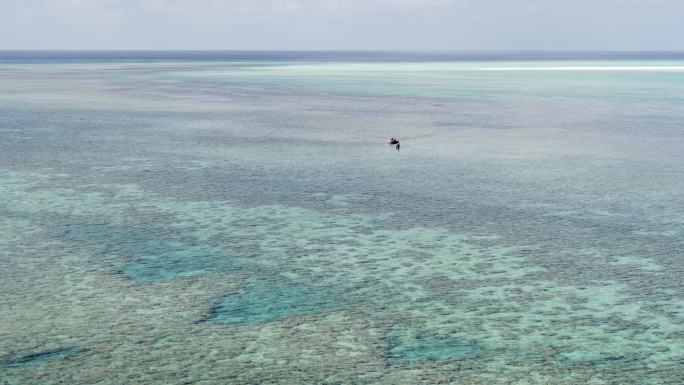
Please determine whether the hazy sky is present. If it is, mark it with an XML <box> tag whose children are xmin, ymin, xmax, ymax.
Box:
<box><xmin>2</xmin><ymin>0</ymin><xmax>684</xmax><ymax>50</ymax></box>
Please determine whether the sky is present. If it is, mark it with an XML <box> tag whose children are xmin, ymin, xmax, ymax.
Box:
<box><xmin>1</xmin><ymin>0</ymin><xmax>684</xmax><ymax>50</ymax></box>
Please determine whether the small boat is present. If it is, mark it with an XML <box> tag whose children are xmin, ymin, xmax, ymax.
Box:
<box><xmin>388</xmin><ymin>137</ymin><xmax>400</xmax><ymax>145</ymax></box>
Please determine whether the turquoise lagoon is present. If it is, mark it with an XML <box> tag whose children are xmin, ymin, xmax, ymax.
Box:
<box><xmin>1</xmin><ymin>52</ymin><xmax>684</xmax><ymax>384</ymax></box>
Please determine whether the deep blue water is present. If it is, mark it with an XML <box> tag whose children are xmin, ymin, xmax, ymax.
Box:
<box><xmin>3</xmin><ymin>50</ymin><xmax>684</xmax><ymax>63</ymax></box>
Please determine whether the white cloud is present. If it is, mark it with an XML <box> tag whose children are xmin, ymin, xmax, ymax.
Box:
<box><xmin>1</xmin><ymin>0</ymin><xmax>683</xmax><ymax>50</ymax></box>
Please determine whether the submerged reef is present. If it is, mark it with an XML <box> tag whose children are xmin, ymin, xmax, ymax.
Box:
<box><xmin>3</xmin><ymin>57</ymin><xmax>684</xmax><ymax>384</ymax></box>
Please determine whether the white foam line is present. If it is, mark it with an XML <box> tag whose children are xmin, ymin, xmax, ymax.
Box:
<box><xmin>477</xmin><ymin>66</ymin><xmax>684</xmax><ymax>72</ymax></box>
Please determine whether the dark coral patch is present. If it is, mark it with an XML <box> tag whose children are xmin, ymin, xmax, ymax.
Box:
<box><xmin>3</xmin><ymin>347</ymin><xmax>88</xmax><ymax>368</ymax></box>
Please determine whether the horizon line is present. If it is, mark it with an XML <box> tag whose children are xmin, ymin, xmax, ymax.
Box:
<box><xmin>2</xmin><ymin>49</ymin><xmax>684</xmax><ymax>53</ymax></box>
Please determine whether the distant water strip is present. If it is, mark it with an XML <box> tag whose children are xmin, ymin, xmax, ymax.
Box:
<box><xmin>477</xmin><ymin>66</ymin><xmax>684</xmax><ymax>72</ymax></box>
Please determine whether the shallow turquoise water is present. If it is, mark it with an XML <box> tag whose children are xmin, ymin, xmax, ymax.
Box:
<box><xmin>2</xmin><ymin>53</ymin><xmax>684</xmax><ymax>384</ymax></box>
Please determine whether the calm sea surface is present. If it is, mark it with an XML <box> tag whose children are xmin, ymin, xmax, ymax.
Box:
<box><xmin>2</xmin><ymin>51</ymin><xmax>684</xmax><ymax>384</ymax></box>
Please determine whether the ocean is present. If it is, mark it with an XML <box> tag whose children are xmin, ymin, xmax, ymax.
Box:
<box><xmin>1</xmin><ymin>51</ymin><xmax>684</xmax><ymax>384</ymax></box>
